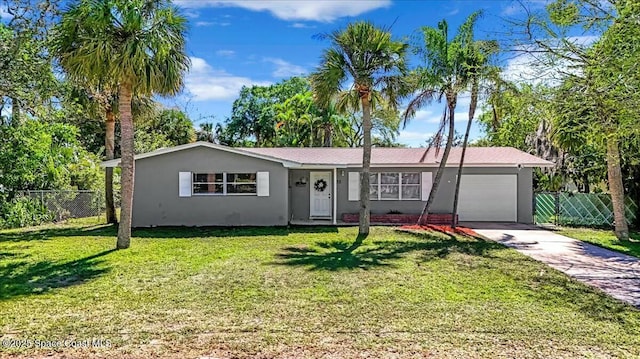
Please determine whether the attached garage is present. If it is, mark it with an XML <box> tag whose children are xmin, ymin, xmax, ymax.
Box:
<box><xmin>457</xmin><ymin>174</ymin><xmax>518</xmax><ymax>222</ymax></box>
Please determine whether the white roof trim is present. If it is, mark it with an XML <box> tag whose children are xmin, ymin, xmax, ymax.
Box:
<box><xmin>101</xmin><ymin>142</ymin><xmax>555</xmax><ymax>169</ymax></box>
<box><xmin>100</xmin><ymin>141</ymin><xmax>300</xmax><ymax>168</ymax></box>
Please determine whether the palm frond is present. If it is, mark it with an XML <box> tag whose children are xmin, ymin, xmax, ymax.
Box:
<box><xmin>421</xmin><ymin>106</ymin><xmax>448</xmax><ymax>162</ymax></box>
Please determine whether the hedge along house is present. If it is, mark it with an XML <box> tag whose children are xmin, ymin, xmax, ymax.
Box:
<box><xmin>101</xmin><ymin>142</ymin><xmax>553</xmax><ymax>227</ymax></box>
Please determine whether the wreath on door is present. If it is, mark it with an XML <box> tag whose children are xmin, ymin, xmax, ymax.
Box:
<box><xmin>314</xmin><ymin>179</ymin><xmax>328</xmax><ymax>192</ymax></box>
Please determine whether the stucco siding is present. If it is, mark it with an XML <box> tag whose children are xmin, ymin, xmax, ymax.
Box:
<box><xmin>132</xmin><ymin>146</ymin><xmax>288</xmax><ymax>227</ymax></box>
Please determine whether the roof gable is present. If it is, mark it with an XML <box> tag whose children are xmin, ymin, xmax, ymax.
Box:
<box><xmin>100</xmin><ymin>141</ymin><xmax>299</xmax><ymax>168</ymax></box>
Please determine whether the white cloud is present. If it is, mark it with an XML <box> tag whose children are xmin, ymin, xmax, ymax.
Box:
<box><xmin>290</xmin><ymin>22</ymin><xmax>316</xmax><ymax>29</ymax></box>
<box><xmin>501</xmin><ymin>36</ymin><xmax>597</xmax><ymax>85</ymax></box>
<box><xmin>174</xmin><ymin>0</ymin><xmax>391</xmax><ymax>22</ymax></box>
<box><xmin>398</xmin><ymin>131</ymin><xmax>434</xmax><ymax>146</ymax></box>
<box><xmin>185</xmin><ymin>57</ymin><xmax>271</xmax><ymax>101</ymax></box>
<box><xmin>264</xmin><ymin>57</ymin><xmax>307</xmax><ymax>78</ymax></box>
<box><xmin>195</xmin><ymin>20</ymin><xmax>231</xmax><ymax>27</ymax></box>
<box><xmin>503</xmin><ymin>35</ymin><xmax>599</xmax><ymax>85</ymax></box>
<box><xmin>183</xmin><ymin>9</ymin><xmax>200</xmax><ymax>18</ymax></box>
<box><xmin>501</xmin><ymin>0</ymin><xmax>550</xmax><ymax>16</ymax></box>
<box><xmin>215</xmin><ymin>50</ymin><xmax>235</xmax><ymax>57</ymax></box>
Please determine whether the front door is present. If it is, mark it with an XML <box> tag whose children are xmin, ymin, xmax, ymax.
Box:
<box><xmin>309</xmin><ymin>171</ymin><xmax>332</xmax><ymax>218</ymax></box>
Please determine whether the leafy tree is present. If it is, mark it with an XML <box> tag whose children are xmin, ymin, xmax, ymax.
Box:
<box><xmin>138</xmin><ymin>107</ymin><xmax>195</xmax><ymax>146</ymax></box>
<box><xmin>311</xmin><ymin>21</ymin><xmax>408</xmax><ymax>235</ymax></box>
<box><xmin>554</xmin><ymin>0</ymin><xmax>640</xmax><ymax>239</ymax></box>
<box><xmin>0</xmin><ymin>121</ymin><xmax>98</xmax><ymax>194</ymax></box>
<box><xmin>63</xmin><ymin>85</ymin><xmax>120</xmax><ymax>223</ymax></box>
<box><xmin>0</xmin><ymin>23</ymin><xmax>58</xmax><ymax>126</ymax></box>
<box><xmin>223</xmin><ymin>77</ymin><xmax>310</xmax><ymax>146</ymax></box>
<box><xmin>337</xmin><ymin>106</ymin><xmax>402</xmax><ymax>147</ymax></box>
<box><xmin>403</xmin><ymin>12</ymin><xmax>481</xmax><ymax>225</ymax></box>
<box><xmin>54</xmin><ymin>0</ymin><xmax>189</xmax><ymax>249</ymax></box>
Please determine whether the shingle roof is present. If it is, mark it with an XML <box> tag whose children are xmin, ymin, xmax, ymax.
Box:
<box><xmin>242</xmin><ymin>146</ymin><xmax>553</xmax><ymax>167</ymax></box>
<box><xmin>101</xmin><ymin>142</ymin><xmax>553</xmax><ymax>168</ymax></box>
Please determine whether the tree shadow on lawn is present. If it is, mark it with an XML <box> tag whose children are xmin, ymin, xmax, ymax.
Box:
<box><xmin>275</xmin><ymin>229</ymin><xmax>505</xmax><ymax>271</ymax></box>
<box><xmin>0</xmin><ymin>249</ymin><xmax>114</xmax><ymax>300</ymax></box>
<box><xmin>0</xmin><ymin>224</ymin><xmax>339</xmax><ymax>242</ymax></box>
<box><xmin>0</xmin><ymin>224</ymin><xmax>118</xmax><ymax>242</ymax></box>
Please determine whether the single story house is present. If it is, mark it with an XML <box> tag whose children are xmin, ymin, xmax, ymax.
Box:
<box><xmin>101</xmin><ymin>142</ymin><xmax>553</xmax><ymax>227</ymax></box>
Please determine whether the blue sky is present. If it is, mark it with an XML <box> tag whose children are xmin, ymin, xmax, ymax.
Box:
<box><xmin>172</xmin><ymin>0</ymin><xmax>547</xmax><ymax>147</ymax></box>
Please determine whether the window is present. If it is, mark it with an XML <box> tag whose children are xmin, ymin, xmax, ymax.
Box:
<box><xmin>192</xmin><ymin>172</ymin><xmax>256</xmax><ymax>195</ymax></box>
<box><xmin>193</xmin><ymin>173</ymin><xmax>223</xmax><ymax>194</ymax></box>
<box><xmin>369</xmin><ymin>172</ymin><xmax>420</xmax><ymax>200</ymax></box>
<box><xmin>226</xmin><ymin>173</ymin><xmax>257</xmax><ymax>194</ymax></box>
<box><xmin>401</xmin><ymin>173</ymin><xmax>421</xmax><ymax>199</ymax></box>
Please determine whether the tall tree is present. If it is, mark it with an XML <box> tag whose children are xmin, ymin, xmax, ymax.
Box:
<box><xmin>311</xmin><ymin>21</ymin><xmax>407</xmax><ymax>235</ymax></box>
<box><xmin>403</xmin><ymin>12</ymin><xmax>481</xmax><ymax>225</ymax></box>
<box><xmin>223</xmin><ymin>77</ymin><xmax>310</xmax><ymax>147</ymax></box>
<box><xmin>66</xmin><ymin>86</ymin><xmax>119</xmax><ymax>223</ymax></box>
<box><xmin>452</xmin><ymin>39</ymin><xmax>498</xmax><ymax>228</ymax></box>
<box><xmin>54</xmin><ymin>0</ymin><xmax>189</xmax><ymax>249</ymax></box>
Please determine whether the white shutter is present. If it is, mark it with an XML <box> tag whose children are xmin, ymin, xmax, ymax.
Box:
<box><xmin>348</xmin><ymin>172</ymin><xmax>360</xmax><ymax>201</ymax></box>
<box><xmin>421</xmin><ymin>172</ymin><xmax>432</xmax><ymax>201</ymax></box>
<box><xmin>179</xmin><ymin>172</ymin><xmax>192</xmax><ymax>197</ymax></box>
<box><xmin>257</xmin><ymin>171</ymin><xmax>269</xmax><ymax>197</ymax></box>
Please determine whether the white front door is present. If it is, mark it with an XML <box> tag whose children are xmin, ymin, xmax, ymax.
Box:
<box><xmin>310</xmin><ymin>171</ymin><xmax>332</xmax><ymax>218</ymax></box>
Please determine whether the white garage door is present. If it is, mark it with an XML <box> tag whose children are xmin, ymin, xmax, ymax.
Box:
<box><xmin>458</xmin><ymin>175</ymin><xmax>517</xmax><ymax>222</ymax></box>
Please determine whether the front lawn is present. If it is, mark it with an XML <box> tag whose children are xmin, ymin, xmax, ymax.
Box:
<box><xmin>558</xmin><ymin>227</ymin><xmax>640</xmax><ymax>258</ymax></box>
<box><xmin>1</xmin><ymin>218</ymin><xmax>639</xmax><ymax>358</ymax></box>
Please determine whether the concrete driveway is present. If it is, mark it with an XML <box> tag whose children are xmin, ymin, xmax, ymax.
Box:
<box><xmin>465</xmin><ymin>222</ymin><xmax>640</xmax><ymax>308</ymax></box>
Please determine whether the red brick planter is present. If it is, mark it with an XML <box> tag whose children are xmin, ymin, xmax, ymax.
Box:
<box><xmin>341</xmin><ymin>213</ymin><xmax>457</xmax><ymax>225</ymax></box>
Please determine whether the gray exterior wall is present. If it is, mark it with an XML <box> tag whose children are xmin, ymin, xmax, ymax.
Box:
<box><xmin>132</xmin><ymin>146</ymin><xmax>289</xmax><ymax>227</ymax></box>
<box><xmin>289</xmin><ymin>169</ymin><xmax>316</xmax><ymax>222</ymax></box>
<box><xmin>334</xmin><ymin>167</ymin><xmax>534</xmax><ymax>223</ymax></box>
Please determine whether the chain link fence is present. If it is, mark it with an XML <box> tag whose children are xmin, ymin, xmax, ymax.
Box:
<box><xmin>535</xmin><ymin>192</ymin><xmax>637</xmax><ymax>227</ymax></box>
<box><xmin>17</xmin><ymin>190</ymin><xmax>106</xmax><ymax>221</ymax></box>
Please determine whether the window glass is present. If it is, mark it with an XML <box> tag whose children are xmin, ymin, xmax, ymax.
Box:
<box><xmin>369</xmin><ymin>173</ymin><xmax>378</xmax><ymax>184</ymax></box>
<box><xmin>402</xmin><ymin>173</ymin><xmax>420</xmax><ymax>184</ymax></box>
<box><xmin>192</xmin><ymin>173</ymin><xmax>223</xmax><ymax>194</ymax></box>
<box><xmin>227</xmin><ymin>173</ymin><xmax>256</xmax><ymax>183</ymax></box>
<box><xmin>380</xmin><ymin>173</ymin><xmax>399</xmax><ymax>184</ymax></box>
<box><xmin>370</xmin><ymin>183</ymin><xmax>379</xmax><ymax>200</ymax></box>
<box><xmin>227</xmin><ymin>183</ymin><xmax>257</xmax><ymax>194</ymax></box>
<box><xmin>380</xmin><ymin>184</ymin><xmax>399</xmax><ymax>199</ymax></box>
<box><xmin>402</xmin><ymin>185</ymin><xmax>421</xmax><ymax>199</ymax></box>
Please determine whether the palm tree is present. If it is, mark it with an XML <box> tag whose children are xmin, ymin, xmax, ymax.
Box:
<box><xmin>54</xmin><ymin>0</ymin><xmax>189</xmax><ymax>249</ymax></box>
<box><xmin>68</xmin><ymin>86</ymin><xmax>119</xmax><ymax>224</ymax></box>
<box><xmin>310</xmin><ymin>21</ymin><xmax>407</xmax><ymax>236</ymax></box>
<box><xmin>403</xmin><ymin>12</ymin><xmax>481</xmax><ymax>225</ymax></box>
<box><xmin>451</xmin><ymin>39</ymin><xmax>498</xmax><ymax>228</ymax></box>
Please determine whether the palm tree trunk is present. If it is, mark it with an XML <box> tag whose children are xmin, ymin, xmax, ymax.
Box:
<box><xmin>418</xmin><ymin>97</ymin><xmax>457</xmax><ymax>225</ymax></box>
<box><xmin>323</xmin><ymin>122</ymin><xmax>332</xmax><ymax>147</ymax></box>
<box><xmin>452</xmin><ymin>80</ymin><xmax>479</xmax><ymax>228</ymax></box>
<box><xmin>359</xmin><ymin>93</ymin><xmax>372</xmax><ymax>235</ymax></box>
<box><xmin>117</xmin><ymin>82</ymin><xmax>134</xmax><ymax>249</ymax></box>
<box><xmin>11</xmin><ymin>97</ymin><xmax>20</xmax><ymax>127</ymax></box>
<box><xmin>105</xmin><ymin>109</ymin><xmax>118</xmax><ymax>224</ymax></box>
<box><xmin>606</xmin><ymin>134</ymin><xmax>629</xmax><ymax>241</ymax></box>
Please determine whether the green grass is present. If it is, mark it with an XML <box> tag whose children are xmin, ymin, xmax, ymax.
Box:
<box><xmin>558</xmin><ymin>227</ymin><xmax>640</xmax><ymax>258</ymax></box>
<box><xmin>1</xmin><ymin>218</ymin><xmax>639</xmax><ymax>358</ymax></box>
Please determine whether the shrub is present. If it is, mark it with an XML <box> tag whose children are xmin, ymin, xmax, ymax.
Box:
<box><xmin>0</xmin><ymin>196</ymin><xmax>54</xmax><ymax>229</ymax></box>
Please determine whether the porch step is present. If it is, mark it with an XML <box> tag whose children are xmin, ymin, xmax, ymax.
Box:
<box><xmin>341</xmin><ymin>213</ymin><xmax>458</xmax><ymax>225</ymax></box>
